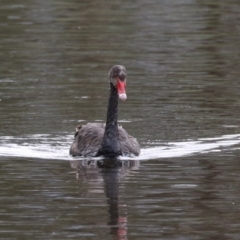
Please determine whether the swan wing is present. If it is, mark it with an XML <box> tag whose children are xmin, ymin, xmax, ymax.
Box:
<box><xmin>118</xmin><ymin>126</ymin><xmax>140</xmax><ymax>156</ymax></box>
<box><xmin>70</xmin><ymin>123</ymin><xmax>140</xmax><ymax>157</ymax></box>
<box><xmin>70</xmin><ymin>123</ymin><xmax>105</xmax><ymax>157</ymax></box>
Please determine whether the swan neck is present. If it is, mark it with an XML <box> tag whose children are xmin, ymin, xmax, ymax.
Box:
<box><xmin>97</xmin><ymin>83</ymin><xmax>121</xmax><ymax>157</ymax></box>
<box><xmin>105</xmin><ymin>83</ymin><xmax>119</xmax><ymax>130</ymax></box>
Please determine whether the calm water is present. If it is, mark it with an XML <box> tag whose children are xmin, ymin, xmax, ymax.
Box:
<box><xmin>0</xmin><ymin>0</ymin><xmax>240</xmax><ymax>239</ymax></box>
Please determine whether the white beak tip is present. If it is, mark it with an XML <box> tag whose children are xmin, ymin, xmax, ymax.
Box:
<box><xmin>119</xmin><ymin>93</ymin><xmax>127</xmax><ymax>101</ymax></box>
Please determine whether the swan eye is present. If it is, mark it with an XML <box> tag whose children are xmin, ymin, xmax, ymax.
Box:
<box><xmin>118</xmin><ymin>73</ymin><xmax>126</xmax><ymax>81</ymax></box>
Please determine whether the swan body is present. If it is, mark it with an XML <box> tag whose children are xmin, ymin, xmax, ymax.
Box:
<box><xmin>69</xmin><ymin>65</ymin><xmax>140</xmax><ymax>158</ymax></box>
<box><xmin>70</xmin><ymin>123</ymin><xmax>140</xmax><ymax>157</ymax></box>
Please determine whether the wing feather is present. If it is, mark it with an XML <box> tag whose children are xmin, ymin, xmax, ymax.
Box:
<box><xmin>70</xmin><ymin>123</ymin><xmax>140</xmax><ymax>157</ymax></box>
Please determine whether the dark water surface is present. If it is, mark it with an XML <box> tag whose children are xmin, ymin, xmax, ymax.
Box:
<box><xmin>0</xmin><ymin>0</ymin><xmax>240</xmax><ymax>239</ymax></box>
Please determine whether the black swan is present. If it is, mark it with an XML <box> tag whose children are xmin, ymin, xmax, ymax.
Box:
<box><xmin>70</xmin><ymin>65</ymin><xmax>140</xmax><ymax>158</ymax></box>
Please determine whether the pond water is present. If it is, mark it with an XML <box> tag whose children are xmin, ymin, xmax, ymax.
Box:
<box><xmin>0</xmin><ymin>0</ymin><xmax>240</xmax><ymax>239</ymax></box>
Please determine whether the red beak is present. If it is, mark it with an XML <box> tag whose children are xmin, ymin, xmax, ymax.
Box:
<box><xmin>116</xmin><ymin>78</ymin><xmax>127</xmax><ymax>101</ymax></box>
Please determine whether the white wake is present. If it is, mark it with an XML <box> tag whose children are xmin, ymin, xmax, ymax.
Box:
<box><xmin>0</xmin><ymin>133</ymin><xmax>239</xmax><ymax>161</ymax></box>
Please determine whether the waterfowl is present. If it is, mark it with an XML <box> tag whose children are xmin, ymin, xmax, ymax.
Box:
<box><xmin>70</xmin><ymin>65</ymin><xmax>140</xmax><ymax>158</ymax></box>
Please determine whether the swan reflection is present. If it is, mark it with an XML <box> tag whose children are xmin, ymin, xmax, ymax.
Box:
<box><xmin>70</xmin><ymin>159</ymin><xmax>139</xmax><ymax>239</ymax></box>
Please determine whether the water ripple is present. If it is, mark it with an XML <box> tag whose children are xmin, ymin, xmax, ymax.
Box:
<box><xmin>0</xmin><ymin>133</ymin><xmax>239</xmax><ymax>161</ymax></box>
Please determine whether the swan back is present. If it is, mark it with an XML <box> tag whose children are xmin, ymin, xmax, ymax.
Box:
<box><xmin>70</xmin><ymin>123</ymin><xmax>140</xmax><ymax>157</ymax></box>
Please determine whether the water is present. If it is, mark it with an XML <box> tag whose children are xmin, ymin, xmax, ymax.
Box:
<box><xmin>0</xmin><ymin>0</ymin><xmax>240</xmax><ymax>239</ymax></box>
<box><xmin>0</xmin><ymin>133</ymin><xmax>240</xmax><ymax>160</ymax></box>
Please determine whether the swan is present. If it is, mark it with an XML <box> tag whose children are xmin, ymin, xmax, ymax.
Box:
<box><xmin>69</xmin><ymin>65</ymin><xmax>140</xmax><ymax>158</ymax></box>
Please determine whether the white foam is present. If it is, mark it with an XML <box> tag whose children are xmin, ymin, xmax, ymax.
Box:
<box><xmin>0</xmin><ymin>133</ymin><xmax>239</xmax><ymax>161</ymax></box>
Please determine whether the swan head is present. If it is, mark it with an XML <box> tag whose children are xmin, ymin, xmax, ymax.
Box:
<box><xmin>108</xmin><ymin>65</ymin><xmax>127</xmax><ymax>101</ymax></box>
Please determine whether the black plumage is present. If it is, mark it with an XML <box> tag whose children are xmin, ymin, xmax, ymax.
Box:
<box><xmin>69</xmin><ymin>65</ymin><xmax>140</xmax><ymax>158</ymax></box>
